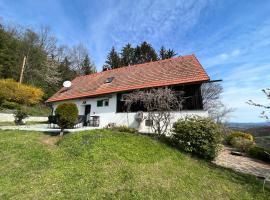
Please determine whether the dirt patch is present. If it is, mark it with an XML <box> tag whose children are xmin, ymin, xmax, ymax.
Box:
<box><xmin>39</xmin><ymin>134</ymin><xmax>61</xmax><ymax>148</ymax></box>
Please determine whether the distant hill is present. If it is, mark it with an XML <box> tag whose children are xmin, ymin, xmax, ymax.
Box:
<box><xmin>227</xmin><ymin>122</ymin><xmax>270</xmax><ymax>148</ymax></box>
<box><xmin>226</xmin><ymin>122</ymin><xmax>270</xmax><ymax>130</ymax></box>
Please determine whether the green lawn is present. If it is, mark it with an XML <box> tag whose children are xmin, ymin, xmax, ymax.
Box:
<box><xmin>0</xmin><ymin>104</ymin><xmax>51</xmax><ymax>116</ymax></box>
<box><xmin>0</xmin><ymin>130</ymin><xmax>269</xmax><ymax>199</ymax></box>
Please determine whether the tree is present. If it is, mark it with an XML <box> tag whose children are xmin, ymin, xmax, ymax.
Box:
<box><xmin>135</xmin><ymin>41</ymin><xmax>158</xmax><ymax>64</ymax></box>
<box><xmin>159</xmin><ymin>46</ymin><xmax>177</xmax><ymax>60</ymax></box>
<box><xmin>201</xmin><ymin>82</ymin><xmax>234</xmax><ymax>123</ymax></box>
<box><xmin>247</xmin><ymin>88</ymin><xmax>270</xmax><ymax>120</ymax></box>
<box><xmin>58</xmin><ymin>57</ymin><xmax>76</xmax><ymax>82</ymax></box>
<box><xmin>69</xmin><ymin>43</ymin><xmax>88</xmax><ymax>74</ymax></box>
<box><xmin>124</xmin><ymin>88</ymin><xmax>184</xmax><ymax>135</ymax></box>
<box><xmin>81</xmin><ymin>54</ymin><xmax>96</xmax><ymax>75</ymax></box>
<box><xmin>120</xmin><ymin>43</ymin><xmax>134</xmax><ymax>66</ymax></box>
<box><xmin>103</xmin><ymin>47</ymin><xmax>121</xmax><ymax>70</ymax></box>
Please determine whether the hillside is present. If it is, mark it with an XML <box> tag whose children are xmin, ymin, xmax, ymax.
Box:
<box><xmin>0</xmin><ymin>130</ymin><xmax>269</xmax><ymax>199</ymax></box>
<box><xmin>228</xmin><ymin>123</ymin><xmax>270</xmax><ymax>148</ymax></box>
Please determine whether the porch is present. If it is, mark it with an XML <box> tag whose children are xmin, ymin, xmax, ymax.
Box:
<box><xmin>48</xmin><ymin>115</ymin><xmax>100</xmax><ymax>128</ymax></box>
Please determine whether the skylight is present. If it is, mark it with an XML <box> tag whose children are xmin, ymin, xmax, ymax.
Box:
<box><xmin>105</xmin><ymin>77</ymin><xmax>114</xmax><ymax>83</ymax></box>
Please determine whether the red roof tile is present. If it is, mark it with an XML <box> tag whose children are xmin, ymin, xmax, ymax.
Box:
<box><xmin>47</xmin><ymin>54</ymin><xmax>210</xmax><ymax>103</ymax></box>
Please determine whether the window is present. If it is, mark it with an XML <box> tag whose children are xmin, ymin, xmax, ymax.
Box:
<box><xmin>97</xmin><ymin>100</ymin><xmax>103</xmax><ymax>107</ymax></box>
<box><xmin>145</xmin><ymin>119</ymin><xmax>153</xmax><ymax>127</ymax></box>
<box><xmin>104</xmin><ymin>99</ymin><xmax>109</xmax><ymax>106</ymax></box>
<box><xmin>97</xmin><ymin>99</ymin><xmax>109</xmax><ymax>107</ymax></box>
<box><xmin>105</xmin><ymin>77</ymin><xmax>114</xmax><ymax>83</ymax></box>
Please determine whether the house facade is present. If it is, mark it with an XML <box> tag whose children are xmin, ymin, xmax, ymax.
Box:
<box><xmin>47</xmin><ymin>55</ymin><xmax>210</xmax><ymax>132</ymax></box>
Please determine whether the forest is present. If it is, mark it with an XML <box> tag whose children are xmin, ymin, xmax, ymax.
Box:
<box><xmin>0</xmin><ymin>22</ymin><xmax>177</xmax><ymax>101</ymax></box>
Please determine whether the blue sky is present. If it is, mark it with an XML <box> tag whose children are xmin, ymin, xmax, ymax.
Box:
<box><xmin>0</xmin><ymin>0</ymin><xmax>269</xmax><ymax>122</ymax></box>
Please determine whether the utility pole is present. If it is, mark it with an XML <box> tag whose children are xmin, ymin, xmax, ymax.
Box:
<box><xmin>19</xmin><ymin>56</ymin><xmax>26</xmax><ymax>83</ymax></box>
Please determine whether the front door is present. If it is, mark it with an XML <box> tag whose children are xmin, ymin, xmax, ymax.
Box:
<box><xmin>84</xmin><ymin>105</ymin><xmax>91</xmax><ymax>126</ymax></box>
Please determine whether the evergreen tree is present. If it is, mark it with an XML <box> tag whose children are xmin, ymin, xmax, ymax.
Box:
<box><xmin>58</xmin><ymin>57</ymin><xmax>76</xmax><ymax>82</ymax></box>
<box><xmin>136</xmin><ymin>41</ymin><xmax>158</xmax><ymax>64</ymax></box>
<box><xmin>120</xmin><ymin>43</ymin><xmax>134</xmax><ymax>66</ymax></box>
<box><xmin>159</xmin><ymin>46</ymin><xmax>167</xmax><ymax>60</ymax></box>
<box><xmin>159</xmin><ymin>46</ymin><xmax>177</xmax><ymax>60</ymax></box>
<box><xmin>103</xmin><ymin>47</ymin><xmax>121</xmax><ymax>70</ymax></box>
<box><xmin>81</xmin><ymin>54</ymin><xmax>96</xmax><ymax>75</ymax></box>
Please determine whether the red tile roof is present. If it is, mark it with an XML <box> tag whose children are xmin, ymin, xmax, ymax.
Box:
<box><xmin>47</xmin><ymin>54</ymin><xmax>210</xmax><ymax>103</ymax></box>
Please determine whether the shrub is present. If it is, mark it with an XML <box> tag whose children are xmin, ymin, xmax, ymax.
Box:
<box><xmin>230</xmin><ymin>137</ymin><xmax>255</xmax><ymax>152</ymax></box>
<box><xmin>1</xmin><ymin>100</ymin><xmax>20</xmax><ymax>110</ymax></box>
<box><xmin>172</xmin><ymin>116</ymin><xmax>222</xmax><ymax>160</ymax></box>
<box><xmin>226</xmin><ymin>131</ymin><xmax>253</xmax><ymax>144</ymax></box>
<box><xmin>248</xmin><ymin>146</ymin><xmax>270</xmax><ymax>163</ymax></box>
<box><xmin>14</xmin><ymin>109</ymin><xmax>29</xmax><ymax>125</ymax></box>
<box><xmin>109</xmin><ymin>125</ymin><xmax>137</xmax><ymax>134</ymax></box>
<box><xmin>55</xmin><ymin>103</ymin><xmax>78</xmax><ymax>131</ymax></box>
<box><xmin>0</xmin><ymin>79</ymin><xmax>44</xmax><ymax>105</ymax></box>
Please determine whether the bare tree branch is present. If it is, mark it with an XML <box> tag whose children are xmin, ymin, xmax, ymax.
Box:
<box><xmin>124</xmin><ymin>88</ymin><xmax>184</xmax><ymax>135</ymax></box>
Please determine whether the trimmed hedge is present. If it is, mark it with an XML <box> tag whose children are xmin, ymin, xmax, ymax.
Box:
<box><xmin>248</xmin><ymin>146</ymin><xmax>270</xmax><ymax>163</ymax></box>
<box><xmin>55</xmin><ymin>103</ymin><xmax>78</xmax><ymax>130</ymax></box>
<box><xmin>172</xmin><ymin>116</ymin><xmax>222</xmax><ymax>160</ymax></box>
<box><xmin>0</xmin><ymin>79</ymin><xmax>44</xmax><ymax>105</ymax></box>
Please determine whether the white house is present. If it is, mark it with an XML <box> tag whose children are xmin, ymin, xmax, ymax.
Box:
<box><xmin>47</xmin><ymin>55</ymin><xmax>210</xmax><ymax>132</ymax></box>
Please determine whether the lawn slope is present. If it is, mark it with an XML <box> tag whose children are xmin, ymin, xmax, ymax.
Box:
<box><xmin>0</xmin><ymin>130</ymin><xmax>269</xmax><ymax>199</ymax></box>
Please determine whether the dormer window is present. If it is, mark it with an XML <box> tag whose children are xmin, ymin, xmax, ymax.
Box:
<box><xmin>105</xmin><ymin>77</ymin><xmax>114</xmax><ymax>83</ymax></box>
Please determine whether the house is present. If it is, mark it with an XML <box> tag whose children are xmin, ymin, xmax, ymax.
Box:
<box><xmin>47</xmin><ymin>54</ymin><xmax>210</xmax><ymax>132</ymax></box>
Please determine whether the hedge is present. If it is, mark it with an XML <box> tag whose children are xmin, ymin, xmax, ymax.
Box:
<box><xmin>55</xmin><ymin>103</ymin><xmax>78</xmax><ymax>130</ymax></box>
<box><xmin>172</xmin><ymin>116</ymin><xmax>222</xmax><ymax>160</ymax></box>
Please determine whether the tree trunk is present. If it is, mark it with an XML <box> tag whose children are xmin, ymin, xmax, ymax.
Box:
<box><xmin>60</xmin><ymin>129</ymin><xmax>64</xmax><ymax>137</ymax></box>
<box><xmin>19</xmin><ymin>56</ymin><xmax>26</xmax><ymax>83</ymax></box>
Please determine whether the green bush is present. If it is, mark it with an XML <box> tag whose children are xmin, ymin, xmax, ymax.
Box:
<box><xmin>1</xmin><ymin>100</ymin><xmax>20</xmax><ymax>110</ymax></box>
<box><xmin>14</xmin><ymin>109</ymin><xmax>29</xmax><ymax>125</ymax></box>
<box><xmin>230</xmin><ymin>137</ymin><xmax>255</xmax><ymax>152</ymax></box>
<box><xmin>0</xmin><ymin>79</ymin><xmax>44</xmax><ymax>105</ymax></box>
<box><xmin>55</xmin><ymin>103</ymin><xmax>78</xmax><ymax>130</ymax></box>
<box><xmin>172</xmin><ymin>116</ymin><xmax>222</xmax><ymax>160</ymax></box>
<box><xmin>248</xmin><ymin>146</ymin><xmax>270</xmax><ymax>163</ymax></box>
<box><xmin>109</xmin><ymin>125</ymin><xmax>137</xmax><ymax>134</ymax></box>
<box><xmin>226</xmin><ymin>131</ymin><xmax>253</xmax><ymax>144</ymax></box>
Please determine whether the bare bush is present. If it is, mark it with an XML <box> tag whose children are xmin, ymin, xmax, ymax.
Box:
<box><xmin>124</xmin><ymin>88</ymin><xmax>184</xmax><ymax>135</ymax></box>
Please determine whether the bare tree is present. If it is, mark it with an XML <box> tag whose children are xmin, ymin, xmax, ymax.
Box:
<box><xmin>201</xmin><ymin>82</ymin><xmax>223</xmax><ymax>110</ymax></box>
<box><xmin>201</xmin><ymin>82</ymin><xmax>234</xmax><ymax>123</ymax></box>
<box><xmin>69</xmin><ymin>44</ymin><xmax>88</xmax><ymax>74</ymax></box>
<box><xmin>124</xmin><ymin>88</ymin><xmax>184</xmax><ymax>135</ymax></box>
<box><xmin>247</xmin><ymin>88</ymin><xmax>270</xmax><ymax>120</ymax></box>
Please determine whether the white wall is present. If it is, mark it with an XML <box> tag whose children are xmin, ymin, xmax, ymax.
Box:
<box><xmin>51</xmin><ymin>93</ymin><xmax>208</xmax><ymax>133</ymax></box>
<box><xmin>0</xmin><ymin>113</ymin><xmax>48</xmax><ymax>122</ymax></box>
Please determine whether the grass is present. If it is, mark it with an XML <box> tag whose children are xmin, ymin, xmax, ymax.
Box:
<box><xmin>0</xmin><ymin>130</ymin><xmax>269</xmax><ymax>199</ymax></box>
<box><xmin>0</xmin><ymin>104</ymin><xmax>51</xmax><ymax>116</ymax></box>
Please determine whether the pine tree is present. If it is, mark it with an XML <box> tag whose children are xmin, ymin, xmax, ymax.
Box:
<box><xmin>137</xmin><ymin>41</ymin><xmax>158</xmax><ymax>64</ymax></box>
<box><xmin>81</xmin><ymin>54</ymin><xmax>96</xmax><ymax>75</ymax></box>
<box><xmin>59</xmin><ymin>57</ymin><xmax>76</xmax><ymax>83</ymax></box>
<box><xmin>159</xmin><ymin>46</ymin><xmax>177</xmax><ymax>60</ymax></box>
<box><xmin>120</xmin><ymin>43</ymin><xmax>134</xmax><ymax>66</ymax></box>
<box><xmin>103</xmin><ymin>47</ymin><xmax>121</xmax><ymax>70</ymax></box>
<box><xmin>159</xmin><ymin>46</ymin><xmax>167</xmax><ymax>60</ymax></box>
